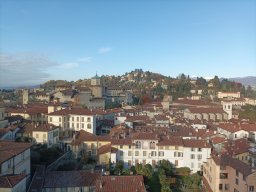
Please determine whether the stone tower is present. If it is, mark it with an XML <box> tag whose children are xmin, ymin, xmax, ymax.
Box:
<box><xmin>222</xmin><ymin>101</ymin><xmax>232</xmax><ymax>120</ymax></box>
<box><xmin>22</xmin><ymin>89</ymin><xmax>29</xmax><ymax>105</ymax></box>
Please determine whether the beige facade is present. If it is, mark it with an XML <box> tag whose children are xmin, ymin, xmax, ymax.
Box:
<box><xmin>203</xmin><ymin>155</ymin><xmax>256</xmax><ymax>192</ymax></box>
<box><xmin>217</xmin><ymin>92</ymin><xmax>240</xmax><ymax>99</ymax></box>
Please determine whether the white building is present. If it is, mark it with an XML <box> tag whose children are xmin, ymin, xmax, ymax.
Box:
<box><xmin>0</xmin><ymin>141</ymin><xmax>32</xmax><ymax>183</ymax></box>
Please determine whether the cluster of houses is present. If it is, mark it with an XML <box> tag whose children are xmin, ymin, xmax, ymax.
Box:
<box><xmin>0</xmin><ymin>89</ymin><xmax>256</xmax><ymax>192</ymax></box>
<box><xmin>22</xmin><ymin>74</ymin><xmax>134</xmax><ymax>110</ymax></box>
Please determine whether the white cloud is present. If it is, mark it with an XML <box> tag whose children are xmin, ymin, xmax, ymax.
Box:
<box><xmin>77</xmin><ymin>57</ymin><xmax>92</xmax><ymax>63</ymax></box>
<box><xmin>58</xmin><ymin>62</ymin><xmax>79</xmax><ymax>69</ymax></box>
<box><xmin>98</xmin><ymin>47</ymin><xmax>112</xmax><ymax>54</ymax></box>
<box><xmin>0</xmin><ymin>52</ymin><xmax>59</xmax><ymax>87</ymax></box>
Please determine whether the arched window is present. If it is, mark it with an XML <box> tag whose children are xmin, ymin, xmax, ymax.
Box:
<box><xmin>150</xmin><ymin>141</ymin><xmax>155</xmax><ymax>149</ymax></box>
<box><xmin>135</xmin><ymin>141</ymin><xmax>141</xmax><ymax>149</ymax></box>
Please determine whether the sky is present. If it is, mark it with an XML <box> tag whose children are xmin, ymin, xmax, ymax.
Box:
<box><xmin>0</xmin><ymin>0</ymin><xmax>255</xmax><ymax>87</ymax></box>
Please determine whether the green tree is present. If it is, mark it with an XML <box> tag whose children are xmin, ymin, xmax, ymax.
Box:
<box><xmin>142</xmin><ymin>164</ymin><xmax>153</xmax><ymax>179</ymax></box>
<box><xmin>158</xmin><ymin>160</ymin><xmax>174</xmax><ymax>176</ymax></box>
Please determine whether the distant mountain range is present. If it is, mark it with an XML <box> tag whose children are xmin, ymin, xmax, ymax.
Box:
<box><xmin>228</xmin><ymin>76</ymin><xmax>256</xmax><ymax>89</ymax></box>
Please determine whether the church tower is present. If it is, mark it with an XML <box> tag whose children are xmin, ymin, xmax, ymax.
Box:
<box><xmin>91</xmin><ymin>73</ymin><xmax>101</xmax><ymax>86</ymax></box>
<box><xmin>222</xmin><ymin>101</ymin><xmax>232</xmax><ymax>120</ymax></box>
<box><xmin>22</xmin><ymin>89</ymin><xmax>29</xmax><ymax>105</ymax></box>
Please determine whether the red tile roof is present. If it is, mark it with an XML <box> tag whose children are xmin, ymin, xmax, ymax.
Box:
<box><xmin>0</xmin><ymin>174</ymin><xmax>26</xmax><ymax>188</ymax></box>
<box><xmin>43</xmin><ymin>170</ymin><xmax>100</xmax><ymax>188</ymax></box>
<box><xmin>183</xmin><ymin>139</ymin><xmax>211</xmax><ymax>148</ymax></box>
<box><xmin>0</xmin><ymin>141</ymin><xmax>32</xmax><ymax>164</ymax></box>
<box><xmin>188</xmin><ymin>107</ymin><xmax>227</xmax><ymax>114</ymax></box>
<box><xmin>95</xmin><ymin>175</ymin><xmax>146</xmax><ymax>192</ymax></box>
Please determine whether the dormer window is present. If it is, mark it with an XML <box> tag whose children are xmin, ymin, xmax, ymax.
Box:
<box><xmin>135</xmin><ymin>141</ymin><xmax>141</xmax><ymax>149</ymax></box>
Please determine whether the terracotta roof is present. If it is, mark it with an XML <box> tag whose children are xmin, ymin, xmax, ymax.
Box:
<box><xmin>132</xmin><ymin>132</ymin><xmax>158</xmax><ymax>140</ymax></box>
<box><xmin>154</xmin><ymin>115</ymin><xmax>169</xmax><ymax>121</ymax></box>
<box><xmin>7</xmin><ymin>105</ymin><xmax>48</xmax><ymax>115</ymax></box>
<box><xmin>188</xmin><ymin>107</ymin><xmax>227</xmax><ymax>114</ymax></box>
<box><xmin>211</xmin><ymin>137</ymin><xmax>227</xmax><ymax>145</ymax></box>
<box><xmin>43</xmin><ymin>170</ymin><xmax>100</xmax><ymax>188</ymax></box>
<box><xmin>157</xmin><ymin>136</ymin><xmax>183</xmax><ymax>146</ymax></box>
<box><xmin>0</xmin><ymin>141</ymin><xmax>32</xmax><ymax>164</ymax></box>
<box><xmin>0</xmin><ymin>174</ymin><xmax>26</xmax><ymax>188</ymax></box>
<box><xmin>222</xmin><ymin>138</ymin><xmax>250</xmax><ymax>156</ymax></box>
<box><xmin>218</xmin><ymin>123</ymin><xmax>241</xmax><ymax>133</ymax></box>
<box><xmin>98</xmin><ymin>144</ymin><xmax>118</xmax><ymax>155</ymax></box>
<box><xmin>212</xmin><ymin>154</ymin><xmax>254</xmax><ymax>176</ymax></box>
<box><xmin>95</xmin><ymin>175</ymin><xmax>146</xmax><ymax>192</ymax></box>
<box><xmin>125</xmin><ymin>116</ymin><xmax>150</xmax><ymax>122</ymax></box>
<box><xmin>183</xmin><ymin>139</ymin><xmax>211</xmax><ymax>148</ymax></box>
<box><xmin>71</xmin><ymin>130</ymin><xmax>98</xmax><ymax>145</ymax></box>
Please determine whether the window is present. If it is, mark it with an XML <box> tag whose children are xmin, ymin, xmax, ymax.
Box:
<box><xmin>197</xmin><ymin>154</ymin><xmax>202</xmax><ymax>160</ymax></box>
<box><xmin>175</xmin><ymin>160</ymin><xmax>178</xmax><ymax>166</ymax></box>
<box><xmin>249</xmin><ymin>186</ymin><xmax>254</xmax><ymax>192</ymax></box>
<box><xmin>77</xmin><ymin>117</ymin><xmax>79</xmax><ymax>121</ymax></box>
<box><xmin>236</xmin><ymin>170</ymin><xmax>239</xmax><ymax>176</ymax></box>
<box><xmin>191</xmin><ymin>148</ymin><xmax>195</xmax><ymax>151</ymax></box>
<box><xmin>143</xmin><ymin>151</ymin><xmax>147</xmax><ymax>156</ymax></box>
<box><xmin>220</xmin><ymin>173</ymin><xmax>228</xmax><ymax>179</ymax></box>
<box><xmin>224</xmin><ymin>184</ymin><xmax>229</xmax><ymax>190</ymax></box>
<box><xmin>77</xmin><ymin>123</ymin><xmax>79</xmax><ymax>128</ymax></box>
<box><xmin>135</xmin><ymin>141</ymin><xmax>141</xmax><ymax>149</ymax></box>
<box><xmin>87</xmin><ymin>117</ymin><xmax>91</xmax><ymax>122</ymax></box>
<box><xmin>81</xmin><ymin>117</ymin><xmax>84</xmax><ymax>122</ymax></box>
<box><xmin>198</xmin><ymin>148</ymin><xmax>202</xmax><ymax>152</ymax></box>
<box><xmin>87</xmin><ymin>124</ymin><xmax>91</xmax><ymax>129</ymax></box>
<box><xmin>243</xmin><ymin>175</ymin><xmax>246</xmax><ymax>181</ymax></box>
<box><xmin>50</xmin><ymin>117</ymin><xmax>52</xmax><ymax>122</ymax></box>
<box><xmin>135</xmin><ymin>151</ymin><xmax>139</xmax><ymax>156</ymax></box>
<box><xmin>129</xmin><ymin>145</ymin><xmax>131</xmax><ymax>149</ymax></box>
<box><xmin>219</xmin><ymin>184</ymin><xmax>223</xmax><ymax>190</ymax></box>
<box><xmin>81</xmin><ymin>123</ymin><xmax>84</xmax><ymax>129</ymax></box>
<box><xmin>128</xmin><ymin>151</ymin><xmax>132</xmax><ymax>156</ymax></box>
<box><xmin>150</xmin><ymin>141</ymin><xmax>155</xmax><ymax>149</ymax></box>
<box><xmin>72</xmin><ymin>117</ymin><xmax>74</xmax><ymax>121</ymax></box>
<box><xmin>151</xmin><ymin>151</ymin><xmax>157</xmax><ymax>156</ymax></box>
<box><xmin>128</xmin><ymin>160</ymin><xmax>132</xmax><ymax>166</ymax></box>
<box><xmin>120</xmin><ymin>145</ymin><xmax>123</xmax><ymax>149</ymax></box>
<box><xmin>72</xmin><ymin>123</ymin><xmax>74</xmax><ymax>128</ymax></box>
<box><xmin>119</xmin><ymin>151</ymin><xmax>123</xmax><ymax>156</ymax></box>
<box><xmin>235</xmin><ymin>134</ymin><xmax>237</xmax><ymax>138</ymax></box>
<box><xmin>7</xmin><ymin>160</ymin><xmax>11</xmax><ymax>168</ymax></box>
<box><xmin>59</xmin><ymin>117</ymin><xmax>61</xmax><ymax>122</ymax></box>
<box><xmin>159</xmin><ymin>151</ymin><xmax>164</xmax><ymax>157</ymax></box>
<box><xmin>191</xmin><ymin>154</ymin><xmax>195</xmax><ymax>159</ymax></box>
<box><xmin>178</xmin><ymin>152</ymin><xmax>183</xmax><ymax>157</ymax></box>
<box><xmin>174</xmin><ymin>152</ymin><xmax>177</xmax><ymax>157</ymax></box>
<box><xmin>235</xmin><ymin>178</ymin><xmax>239</xmax><ymax>185</ymax></box>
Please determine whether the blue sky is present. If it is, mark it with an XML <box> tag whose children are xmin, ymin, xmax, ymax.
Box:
<box><xmin>0</xmin><ymin>0</ymin><xmax>255</xmax><ymax>86</ymax></box>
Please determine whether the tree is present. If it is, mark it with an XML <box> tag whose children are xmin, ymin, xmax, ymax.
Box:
<box><xmin>135</xmin><ymin>163</ymin><xmax>143</xmax><ymax>175</ymax></box>
<box><xmin>158</xmin><ymin>160</ymin><xmax>174</xmax><ymax>176</ymax></box>
<box><xmin>142</xmin><ymin>164</ymin><xmax>153</xmax><ymax>179</ymax></box>
<box><xmin>114</xmin><ymin>161</ymin><xmax>124</xmax><ymax>175</ymax></box>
